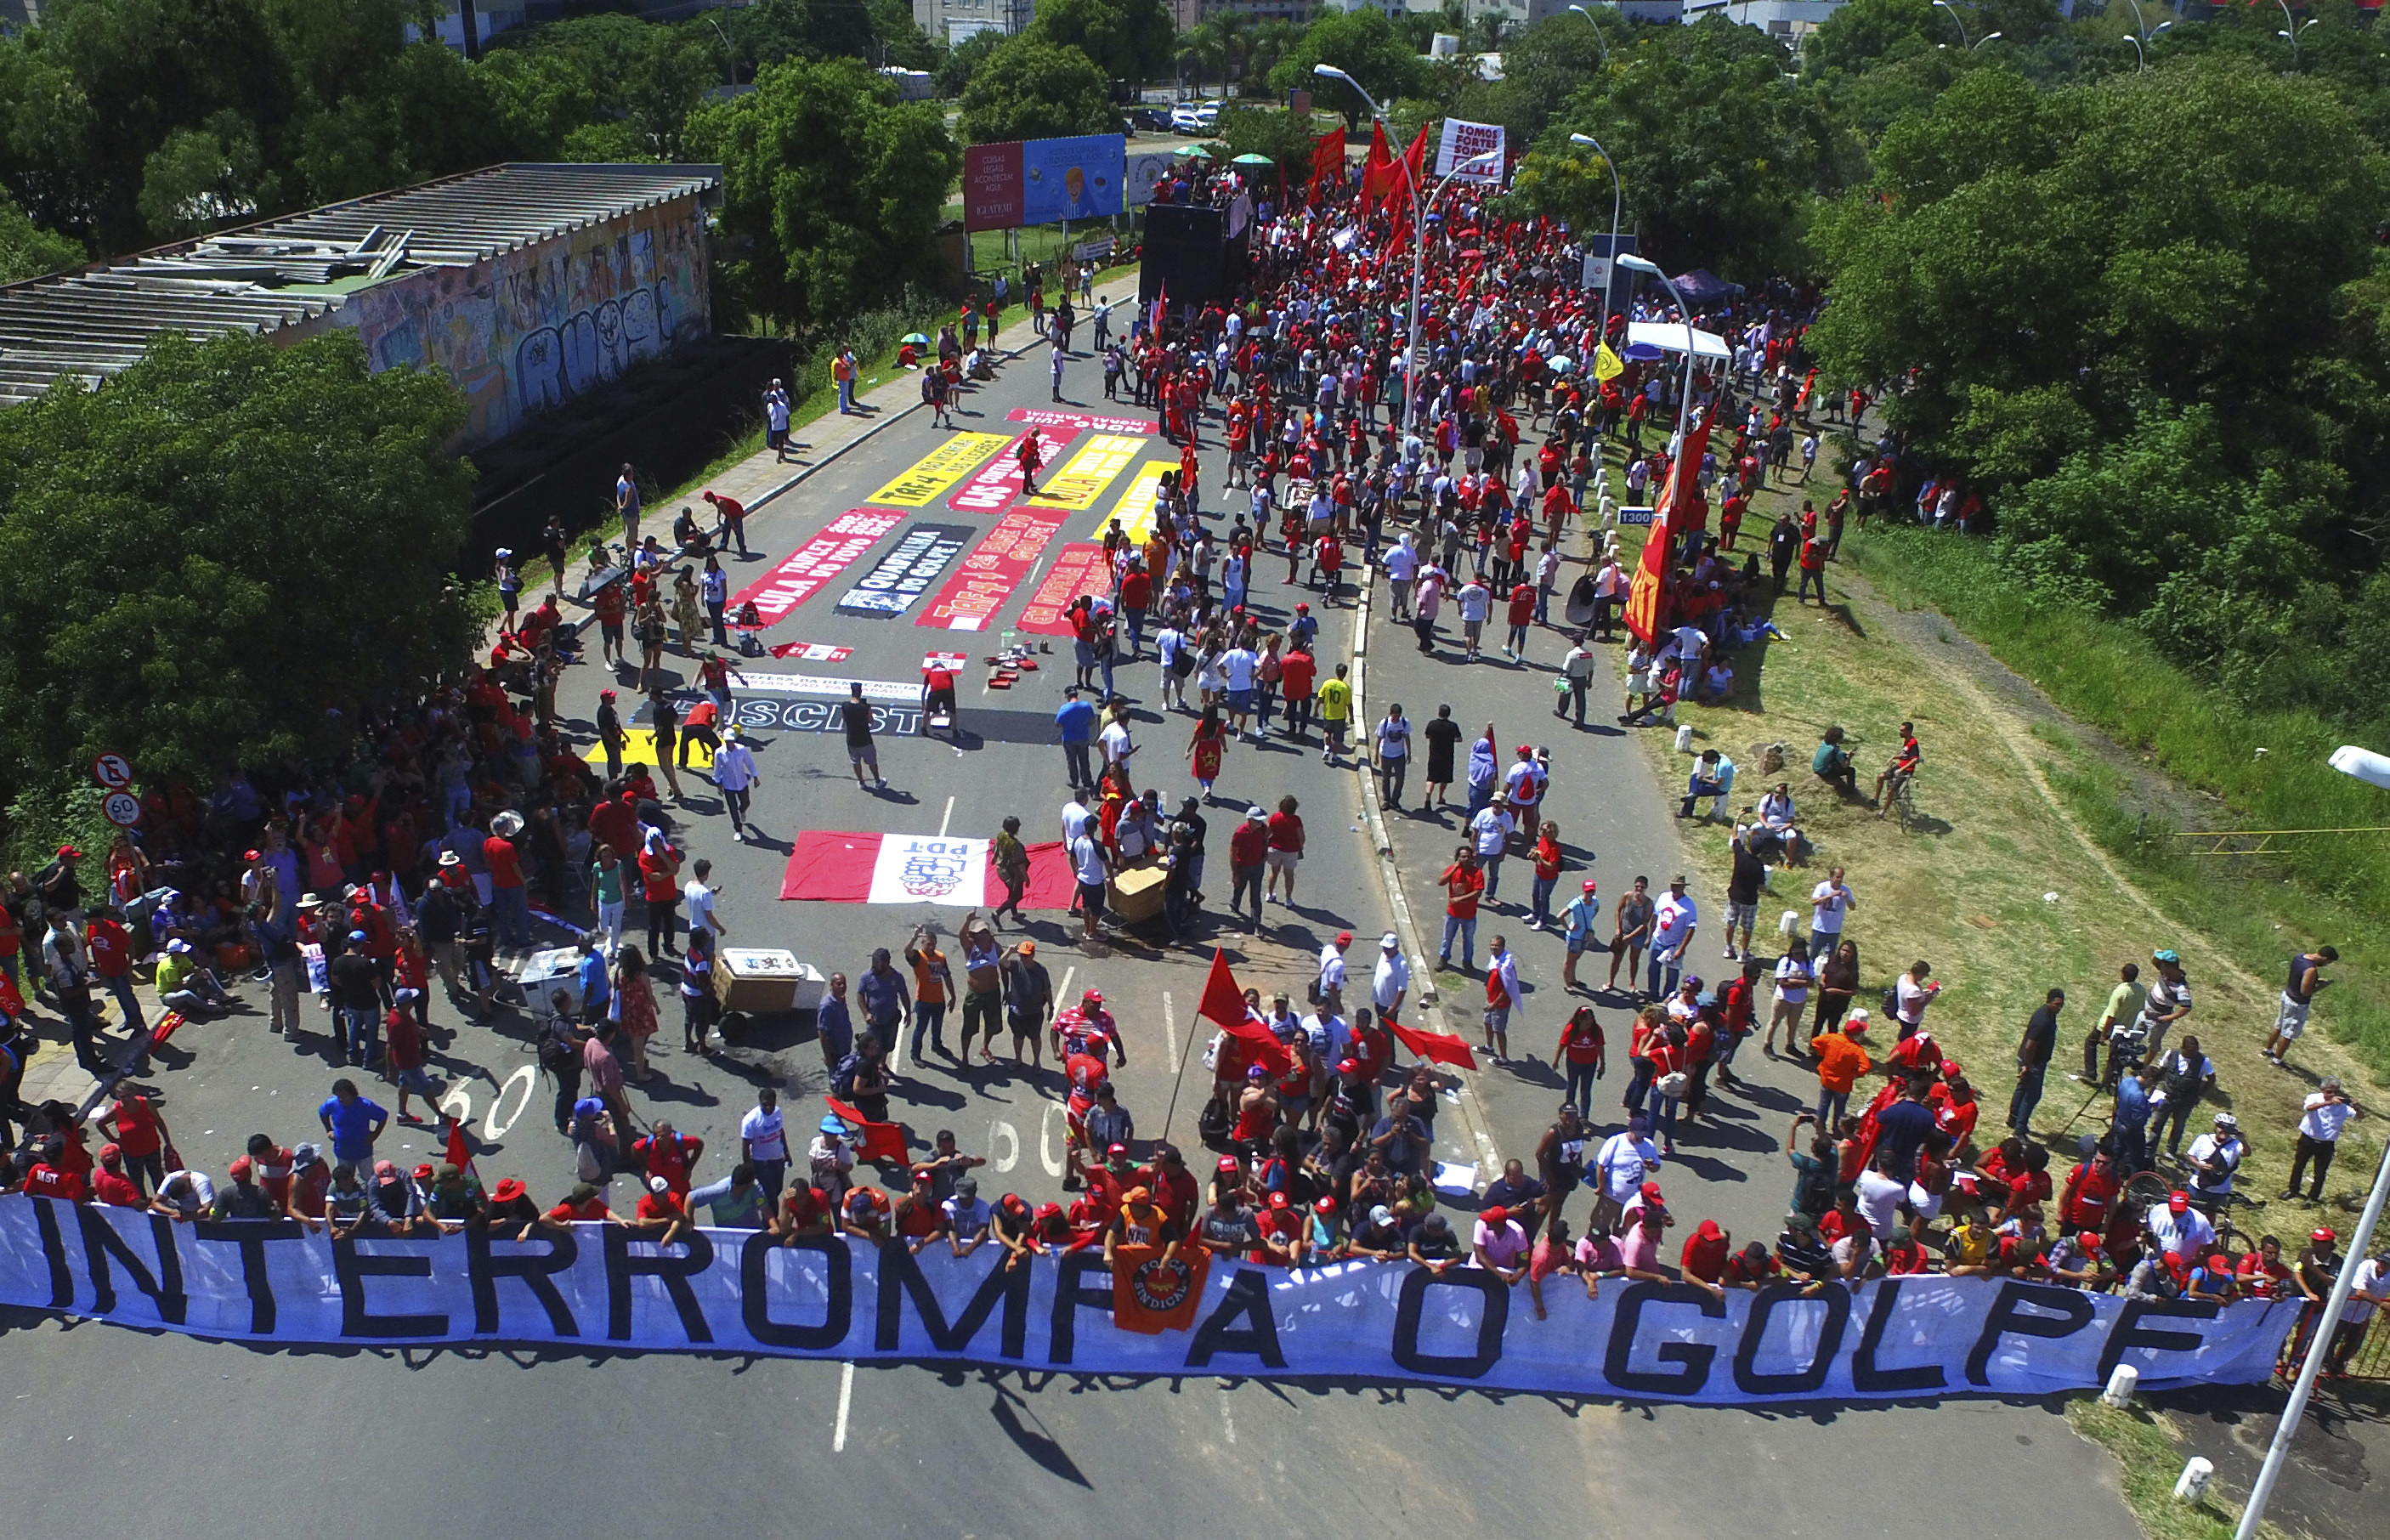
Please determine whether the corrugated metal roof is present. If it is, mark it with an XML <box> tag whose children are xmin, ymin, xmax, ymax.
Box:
<box><xmin>0</xmin><ymin>161</ymin><xmax>721</xmax><ymax>405</ymax></box>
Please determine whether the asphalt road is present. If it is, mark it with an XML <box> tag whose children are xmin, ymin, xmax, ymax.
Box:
<box><xmin>0</xmin><ymin>339</ymin><xmax>2149</xmax><ymax>1539</ymax></box>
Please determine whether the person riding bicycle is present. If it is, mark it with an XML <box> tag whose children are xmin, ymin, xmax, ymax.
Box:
<box><xmin>1873</xmin><ymin>722</ymin><xmax>1922</xmax><ymax>818</ymax></box>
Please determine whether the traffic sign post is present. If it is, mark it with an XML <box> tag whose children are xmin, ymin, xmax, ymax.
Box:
<box><xmin>90</xmin><ymin>751</ymin><xmax>133</xmax><ymax>790</ymax></box>
<box><xmin>101</xmin><ymin>791</ymin><xmax>141</xmax><ymax>828</ymax></box>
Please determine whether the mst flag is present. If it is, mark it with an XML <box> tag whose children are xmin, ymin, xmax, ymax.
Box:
<box><xmin>1623</xmin><ymin>410</ymin><xmax>1713</xmax><ymax>644</ymax></box>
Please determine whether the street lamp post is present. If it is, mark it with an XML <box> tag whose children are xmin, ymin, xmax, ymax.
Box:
<box><xmin>1566</xmin><ymin>3</ymin><xmax>1610</xmax><ymax>65</ymax></box>
<box><xmin>1314</xmin><ymin>62</ymin><xmax>1500</xmax><ymax>445</ymax></box>
<box><xmin>1617</xmin><ymin>252</ymin><xmax>1697</xmax><ymax>468</ymax></box>
<box><xmin>2277</xmin><ymin>0</ymin><xmax>2319</xmax><ymax>67</ymax></box>
<box><xmin>1567</xmin><ymin>132</ymin><xmax>1624</xmax><ymax>353</ymax></box>
<box><xmin>2121</xmin><ymin>31</ymin><xmax>2146</xmax><ymax>68</ymax></box>
<box><xmin>2232</xmin><ymin>742</ymin><xmax>2390</xmax><ymax>1540</ymax></box>
<box><xmin>1933</xmin><ymin>0</ymin><xmax>1972</xmax><ymax>48</ymax></box>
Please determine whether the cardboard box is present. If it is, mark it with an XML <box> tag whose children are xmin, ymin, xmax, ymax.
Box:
<box><xmin>715</xmin><ymin>948</ymin><xmax>804</xmax><ymax>1013</ymax></box>
<box><xmin>1107</xmin><ymin>863</ymin><xmax>1167</xmax><ymax>924</ymax></box>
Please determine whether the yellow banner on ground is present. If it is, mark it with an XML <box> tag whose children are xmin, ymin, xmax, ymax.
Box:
<box><xmin>584</xmin><ymin>728</ymin><xmax>712</xmax><ymax>772</ymax></box>
<box><xmin>870</xmin><ymin>432</ymin><xmax>1008</xmax><ymax>506</ymax></box>
<box><xmin>1028</xmin><ymin>434</ymin><xmax>1145</xmax><ymax>511</ymax></box>
<box><xmin>1095</xmin><ymin>461</ymin><xmax>1172</xmax><ymax>542</ymax></box>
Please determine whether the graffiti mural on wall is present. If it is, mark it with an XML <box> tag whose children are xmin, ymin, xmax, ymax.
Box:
<box><xmin>341</xmin><ymin>197</ymin><xmax>709</xmax><ymax>450</ymax></box>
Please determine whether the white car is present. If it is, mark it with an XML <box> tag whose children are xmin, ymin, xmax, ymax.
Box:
<box><xmin>1171</xmin><ymin>101</ymin><xmax>1220</xmax><ymax>133</ymax></box>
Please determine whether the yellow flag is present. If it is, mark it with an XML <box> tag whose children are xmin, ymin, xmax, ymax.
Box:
<box><xmin>1593</xmin><ymin>343</ymin><xmax>1625</xmax><ymax>382</ymax></box>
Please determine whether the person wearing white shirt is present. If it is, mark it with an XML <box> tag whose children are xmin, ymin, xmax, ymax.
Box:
<box><xmin>1371</xmin><ymin>933</ymin><xmax>1410</xmax><ymax>1025</ymax></box>
<box><xmin>1470</xmin><ymin>796</ymin><xmax>1515</xmax><ymax>904</ymax></box>
<box><xmin>1456</xmin><ymin>578</ymin><xmax>1492</xmax><ymax>660</ymax></box>
<box><xmin>1317</xmin><ymin>932</ymin><xmax>1351</xmax><ymax>1010</ymax></box>
<box><xmin>1373</xmin><ymin>706</ymin><xmax>1413</xmax><ymax>809</ymax></box>
<box><xmin>2330</xmin><ymin>1254</ymin><xmax>2390</xmax><ymax>1376</ymax></box>
<box><xmin>710</xmin><ymin>728</ymin><xmax>762</xmax><ymax>841</ymax></box>
<box><xmin>1591</xmin><ymin>1114</ymin><xmax>1660</xmax><ymax>1235</ymax></box>
<box><xmin>739</xmin><ymin>1088</ymin><xmax>790</xmax><ymax>1203</ymax></box>
<box><xmin>2184</xmin><ymin>1113</ymin><xmax>2245</xmax><ymax>1200</ymax></box>
<box><xmin>1855</xmin><ymin>1153</ymin><xmax>1906</xmax><ymax>1243</ymax></box>
<box><xmin>2145</xmin><ymin>1194</ymin><xmax>2217</xmax><ymax>1259</ymax></box>
<box><xmin>1809</xmin><ymin>868</ymin><xmax>1854</xmax><ymax>956</ymax></box>
<box><xmin>1646</xmin><ymin>876</ymin><xmax>1699</xmax><ymax>1000</ymax></box>
<box><xmin>683</xmin><ymin>861</ymin><xmax>725</xmax><ymax>943</ymax></box>
<box><xmin>2286</xmin><ymin>1078</ymin><xmax>2361</xmax><ymax>1202</ymax></box>
<box><xmin>1099</xmin><ymin>708</ymin><xmax>1136</xmax><ymax>770</ymax></box>
<box><xmin>1221</xmin><ymin>645</ymin><xmax>1260</xmax><ymax>737</ymax></box>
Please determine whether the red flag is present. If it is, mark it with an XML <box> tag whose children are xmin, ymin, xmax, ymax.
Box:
<box><xmin>148</xmin><ymin>1009</ymin><xmax>188</xmax><ymax>1049</ymax></box>
<box><xmin>1309</xmin><ymin>126</ymin><xmax>1346</xmax><ymax>203</ymax></box>
<box><xmin>1387</xmin><ymin>1020</ymin><xmax>1480</xmax><ymax>1071</ymax></box>
<box><xmin>1198</xmin><ymin>949</ymin><xmax>1292</xmax><ymax>1074</ymax></box>
<box><xmin>445</xmin><ymin>1116</ymin><xmax>473</xmax><ymax>1175</ymax></box>
<box><xmin>1396</xmin><ymin>123</ymin><xmax>1429</xmax><ymax>212</ymax></box>
<box><xmin>1196</xmin><ymin>948</ymin><xmax>1249</xmax><ymax>1031</ymax></box>
<box><xmin>0</xmin><ymin>968</ymin><xmax>25</xmax><ymax>1019</ymax></box>
<box><xmin>825</xmin><ymin>1097</ymin><xmax>909</xmax><ymax>1164</ymax></box>
<box><xmin>1623</xmin><ymin>409</ymin><xmax>1713</xmax><ymax>644</ymax></box>
<box><xmin>1361</xmin><ymin>121</ymin><xmax>1396</xmax><ymax>210</ymax></box>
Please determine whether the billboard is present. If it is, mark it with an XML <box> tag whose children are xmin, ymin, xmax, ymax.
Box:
<box><xmin>1436</xmin><ymin>117</ymin><xmax>1507</xmax><ymax>184</ymax></box>
<box><xmin>963</xmin><ymin>141</ymin><xmax>1023</xmax><ymax>231</ymax></box>
<box><xmin>1125</xmin><ymin>150</ymin><xmax>1176</xmax><ymax>207</ymax></box>
<box><xmin>967</xmin><ymin>135</ymin><xmax>1128</xmax><ymax>229</ymax></box>
<box><xmin>1023</xmin><ymin>133</ymin><xmax>1125</xmax><ymax>224</ymax></box>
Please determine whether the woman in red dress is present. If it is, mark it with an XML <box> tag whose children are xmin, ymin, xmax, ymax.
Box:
<box><xmin>1187</xmin><ymin>705</ymin><xmax>1227</xmax><ymax>799</ymax></box>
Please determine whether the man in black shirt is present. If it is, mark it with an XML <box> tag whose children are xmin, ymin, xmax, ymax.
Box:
<box><xmin>1725</xmin><ymin>825</ymin><xmax>1765</xmax><ymax>961</ymax></box>
<box><xmin>326</xmin><ymin>937</ymin><xmax>383</xmax><ymax>1068</ymax></box>
<box><xmin>2009</xmin><ymin>987</ymin><xmax>2064</xmax><ymax>1135</ymax></box>
<box><xmin>842</xmin><ymin>682</ymin><xmax>882</xmax><ymax>790</ymax></box>
<box><xmin>1421</xmin><ymin>705</ymin><xmax>1463</xmax><ymax>809</ymax></box>
<box><xmin>1777</xmin><ymin>1210</ymin><xmax>1835</xmax><ymax>1289</ymax></box>
<box><xmin>1481</xmin><ymin>1158</ymin><xmax>1548</xmax><ymax>1234</ymax></box>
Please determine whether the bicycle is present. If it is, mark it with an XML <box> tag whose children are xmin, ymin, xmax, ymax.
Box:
<box><xmin>1880</xmin><ymin>768</ymin><xmax>1920</xmax><ymax>830</ymax></box>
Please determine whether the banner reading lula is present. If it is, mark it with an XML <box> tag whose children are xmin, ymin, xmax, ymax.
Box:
<box><xmin>0</xmin><ymin>1199</ymin><xmax>2297</xmax><ymax>1401</ymax></box>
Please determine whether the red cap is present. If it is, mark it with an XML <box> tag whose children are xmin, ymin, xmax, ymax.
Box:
<box><xmin>1316</xmin><ymin>1195</ymin><xmax>1339</xmax><ymax>1214</ymax></box>
<box><xmin>1336</xmin><ymin>930</ymin><xmax>1353</xmax><ymax>945</ymax></box>
<box><xmin>2314</xmin><ymin>1227</ymin><xmax>2338</xmax><ymax>1243</ymax></box>
<box><xmin>229</xmin><ymin>1157</ymin><xmax>253</xmax><ymax>1178</ymax></box>
<box><xmin>56</xmin><ymin>844</ymin><xmax>80</xmax><ymax>859</ymax></box>
<box><xmin>1583</xmin><ymin>879</ymin><xmax>1598</xmax><ymax>892</ymax></box>
<box><xmin>243</xmin><ymin>849</ymin><xmax>262</xmax><ymax>863</ymax></box>
<box><xmin>1516</xmin><ymin>744</ymin><xmax>1533</xmax><ymax>755</ymax></box>
<box><xmin>2162</xmin><ymin>1251</ymin><xmax>2183</xmax><ymax>1268</ymax></box>
<box><xmin>2077</xmin><ymin>1232</ymin><xmax>2101</xmax><ymax>1252</ymax></box>
<box><xmin>1640</xmin><ymin>1180</ymin><xmax>1663</xmax><ymax>1202</ymax></box>
<box><xmin>1036</xmin><ymin>1202</ymin><xmax>1064</xmax><ymax>1220</ymax></box>
<box><xmin>1481</xmin><ymin>1204</ymin><xmax>1509</xmax><ymax>1226</ymax></box>
<box><xmin>1338</xmin><ymin>1058</ymin><xmax>1360</xmax><ymax>1074</ymax></box>
<box><xmin>1941</xmin><ymin>1060</ymin><xmax>1963</xmax><ymax>1079</ymax></box>
<box><xmin>1696</xmin><ymin>1219</ymin><xmax>1724</xmax><ymax>1240</ymax></box>
<box><xmin>1217</xmin><ymin>1156</ymin><xmax>1240</xmax><ymax>1173</ymax></box>
<box><xmin>1084</xmin><ymin>988</ymin><xmax>1104</xmax><ymax>1004</ymax></box>
<box><xmin>2168</xmin><ymin>1192</ymin><xmax>2189</xmax><ymax>1213</ymax></box>
<box><xmin>413</xmin><ymin>1163</ymin><xmax>435</xmax><ymax>1182</ymax></box>
<box><xmin>1106</xmin><ymin>1142</ymin><xmax>1129</xmax><ymax>1158</ymax></box>
<box><xmin>1267</xmin><ymin>1191</ymin><xmax>1291</xmax><ymax>1209</ymax></box>
<box><xmin>99</xmin><ymin>1142</ymin><xmax>122</xmax><ymax>1163</ymax></box>
<box><xmin>493</xmin><ymin>1179</ymin><xmax>527</xmax><ymax>1203</ymax></box>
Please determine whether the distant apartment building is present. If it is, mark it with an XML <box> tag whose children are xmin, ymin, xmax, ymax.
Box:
<box><xmin>915</xmin><ymin>0</ymin><xmax>1034</xmax><ymax>43</ymax></box>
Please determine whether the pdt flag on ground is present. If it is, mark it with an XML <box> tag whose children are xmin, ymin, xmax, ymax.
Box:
<box><xmin>779</xmin><ymin>830</ymin><xmax>1079</xmax><ymax>908</ymax></box>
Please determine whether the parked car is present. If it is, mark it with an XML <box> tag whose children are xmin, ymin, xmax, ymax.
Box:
<box><xmin>1127</xmin><ymin>107</ymin><xmax>1174</xmax><ymax>133</ymax></box>
<box><xmin>1170</xmin><ymin>101</ymin><xmax>1220</xmax><ymax>134</ymax></box>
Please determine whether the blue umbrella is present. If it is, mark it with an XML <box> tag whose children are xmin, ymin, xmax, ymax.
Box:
<box><xmin>1623</xmin><ymin>342</ymin><xmax>1664</xmax><ymax>363</ymax></box>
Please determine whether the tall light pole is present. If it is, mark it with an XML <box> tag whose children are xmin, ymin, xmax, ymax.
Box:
<box><xmin>2232</xmin><ymin>742</ymin><xmax>2390</xmax><ymax>1540</ymax></box>
<box><xmin>1933</xmin><ymin>0</ymin><xmax>1971</xmax><ymax>48</ymax></box>
<box><xmin>2120</xmin><ymin>31</ymin><xmax>2145</xmax><ymax>69</ymax></box>
<box><xmin>1567</xmin><ymin>132</ymin><xmax>1624</xmax><ymax>345</ymax></box>
<box><xmin>1618</xmin><ymin>252</ymin><xmax>1696</xmax><ymax>461</ymax></box>
<box><xmin>1567</xmin><ymin>3</ymin><xmax>1610</xmax><ymax>64</ymax></box>
<box><xmin>1314</xmin><ymin>62</ymin><xmax>1500</xmax><ymax>444</ymax></box>
<box><xmin>2277</xmin><ymin>0</ymin><xmax>2319</xmax><ymax>68</ymax></box>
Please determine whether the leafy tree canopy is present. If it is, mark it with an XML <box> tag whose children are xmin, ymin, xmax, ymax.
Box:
<box><xmin>959</xmin><ymin>36</ymin><xmax>1119</xmax><ymax>144</ymax></box>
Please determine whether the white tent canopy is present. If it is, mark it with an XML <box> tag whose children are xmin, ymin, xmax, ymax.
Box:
<box><xmin>1628</xmin><ymin>320</ymin><xmax>1732</xmax><ymax>362</ymax></box>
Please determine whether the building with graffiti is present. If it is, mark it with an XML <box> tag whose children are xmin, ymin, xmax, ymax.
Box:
<box><xmin>0</xmin><ymin>162</ymin><xmax>721</xmax><ymax>452</ymax></box>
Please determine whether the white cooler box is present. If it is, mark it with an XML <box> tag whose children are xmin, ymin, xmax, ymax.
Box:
<box><xmin>515</xmin><ymin>946</ymin><xmax>585</xmax><ymax>1016</ymax></box>
<box><xmin>715</xmin><ymin>948</ymin><xmax>826</xmax><ymax>1014</ymax></box>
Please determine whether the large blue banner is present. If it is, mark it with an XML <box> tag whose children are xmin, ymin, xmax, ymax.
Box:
<box><xmin>1023</xmin><ymin>134</ymin><xmax>1126</xmax><ymax>224</ymax></box>
<box><xmin>0</xmin><ymin>1197</ymin><xmax>2299</xmax><ymax>1402</ymax></box>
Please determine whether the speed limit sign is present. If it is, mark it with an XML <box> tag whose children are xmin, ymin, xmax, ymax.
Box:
<box><xmin>91</xmin><ymin>751</ymin><xmax>133</xmax><ymax>790</ymax></box>
<box><xmin>101</xmin><ymin>791</ymin><xmax>141</xmax><ymax>828</ymax></box>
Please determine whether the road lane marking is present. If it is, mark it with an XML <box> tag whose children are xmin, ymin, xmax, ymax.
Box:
<box><xmin>833</xmin><ymin>1361</ymin><xmax>855</xmax><ymax>1452</ymax></box>
<box><xmin>1039</xmin><ymin>1100</ymin><xmax>1066</xmax><ymax>1176</ymax></box>
<box><xmin>485</xmin><ymin>1065</ymin><xmax>536</xmax><ymax>1140</ymax></box>
<box><xmin>1163</xmin><ymin>990</ymin><xmax>1176</xmax><ymax>1073</ymax></box>
<box><xmin>939</xmin><ymin>795</ymin><xmax>954</xmax><ymax>836</ymax></box>
<box><xmin>989</xmin><ymin>1118</ymin><xmax>1020</xmax><ymax>1173</ymax></box>
<box><xmin>1220</xmin><ymin>1390</ymin><xmax>1237</xmax><ymax>1445</ymax></box>
<box><xmin>438</xmin><ymin>1088</ymin><xmax>473</xmax><ymax>1126</ymax></box>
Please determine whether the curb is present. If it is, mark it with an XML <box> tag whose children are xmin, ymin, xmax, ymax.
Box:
<box><xmin>1346</xmin><ymin>562</ymin><xmax>1504</xmax><ymax>1173</ymax></box>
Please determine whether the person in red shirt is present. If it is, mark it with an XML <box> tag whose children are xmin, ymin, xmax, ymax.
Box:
<box><xmin>547</xmin><ymin>1182</ymin><xmax>618</xmax><ymax>1225</ymax></box>
<box><xmin>1138</xmin><ymin>1144</ymin><xmax>1203</xmax><ymax>1235</ymax></box>
<box><xmin>1439</xmin><ymin>847</ymin><xmax>1485</xmax><ymax>971</ymax></box>
<box><xmin>1279</xmin><ymin>644</ymin><xmax>1317</xmax><ymax>741</ymax></box>
<box><xmin>1264</xmin><ymin>795</ymin><xmax>1305</xmax><ymax>907</ymax></box>
<box><xmin>1680</xmin><ymin>1217</ymin><xmax>1730</xmax><ymax>1284</ymax></box>
<box><xmin>2058</xmin><ymin>1147</ymin><xmax>2122</xmax><ymax>1233</ymax></box>
<box><xmin>484</xmin><ymin>811</ymin><xmax>530</xmax><ymax>949</ymax></box>
<box><xmin>384</xmin><ymin>998</ymin><xmax>440</xmax><ymax>1123</ymax></box>
<box><xmin>633</xmin><ymin>1120</ymin><xmax>705</xmax><ymax>1196</ymax></box>
<box><xmin>1883</xmin><ymin>1224</ymin><xmax>1933</xmax><ymax>1274</ymax></box>
<box><xmin>96</xmin><ymin>1091</ymin><xmax>169</xmax><ymax>1196</ymax></box>
<box><xmin>92</xmin><ymin>1143</ymin><xmax>144</xmax><ymax>1207</ymax></box>
<box><xmin>1228</xmin><ymin>807</ymin><xmax>1271</xmax><ymax>931</ymax></box>
<box><xmin>22</xmin><ymin>1140</ymin><xmax>87</xmax><ymax>1202</ymax></box>
<box><xmin>773</xmin><ymin>1183</ymin><xmax>835</xmax><ymax>1239</ymax></box>
<box><xmin>631</xmin><ymin>1180</ymin><xmax>693</xmax><ymax>1243</ymax></box>
<box><xmin>1061</xmin><ymin>1050</ymin><xmax>1109</xmax><ymax>1190</ymax></box>
<box><xmin>84</xmin><ymin>907</ymin><xmax>144</xmax><ymax>1044</ymax></box>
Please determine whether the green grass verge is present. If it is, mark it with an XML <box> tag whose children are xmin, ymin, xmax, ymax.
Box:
<box><xmin>1842</xmin><ymin>526</ymin><xmax>2390</xmax><ymax>1085</ymax></box>
<box><xmin>2065</xmin><ymin>1399</ymin><xmax>2287</xmax><ymax>1540</ymax></box>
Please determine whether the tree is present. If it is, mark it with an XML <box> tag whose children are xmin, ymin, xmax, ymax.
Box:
<box><xmin>722</xmin><ymin>0</ymin><xmax>878</xmax><ymax>71</ymax></box>
<box><xmin>1528</xmin><ymin>18</ymin><xmax>1827</xmax><ymax>280</ymax></box>
<box><xmin>937</xmin><ymin>26</ymin><xmax>1006</xmax><ymax>99</ymax></box>
<box><xmin>959</xmin><ymin>37</ymin><xmax>1118</xmax><ymax>144</ymax></box>
<box><xmin>1269</xmin><ymin>9</ymin><xmax>1425</xmax><ymax>120</ymax></box>
<box><xmin>0</xmin><ymin>185</ymin><xmax>80</xmax><ymax>280</ymax></box>
<box><xmin>1809</xmin><ymin>61</ymin><xmax>2390</xmax><ymax>489</ymax></box>
<box><xmin>1452</xmin><ymin>10</ymin><xmax>1611</xmax><ymax>140</ymax></box>
<box><xmin>1025</xmin><ymin>0</ymin><xmax>1174</xmax><ymax>85</ymax></box>
<box><xmin>0</xmin><ymin>329</ymin><xmax>477</xmax><ymax>789</ymax></box>
<box><xmin>686</xmin><ymin>56</ymin><xmax>959</xmax><ymax>332</ymax></box>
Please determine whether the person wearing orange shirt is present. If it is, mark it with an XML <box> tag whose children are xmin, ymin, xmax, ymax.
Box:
<box><xmin>1813</xmin><ymin>1014</ymin><xmax>1873</xmax><ymax>1127</ymax></box>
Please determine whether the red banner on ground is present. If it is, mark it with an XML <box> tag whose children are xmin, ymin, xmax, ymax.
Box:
<box><xmin>778</xmin><ymin>831</ymin><xmax>1079</xmax><ymax>909</ymax></box>
<box><xmin>915</xmin><ymin>507</ymin><xmax>1069</xmax><ymax>631</ymax></box>
<box><xmin>1005</xmin><ymin>408</ymin><xmax>1157</xmax><ymax>435</ymax></box>
<box><xmin>949</xmin><ymin>427</ymin><xmax>1076</xmax><ymax>516</ymax></box>
<box><xmin>1018</xmin><ymin>543</ymin><xmax>1111</xmax><ymax>636</ymax></box>
<box><xmin>728</xmin><ymin>510</ymin><xmax>903</xmax><ymax>627</ymax></box>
